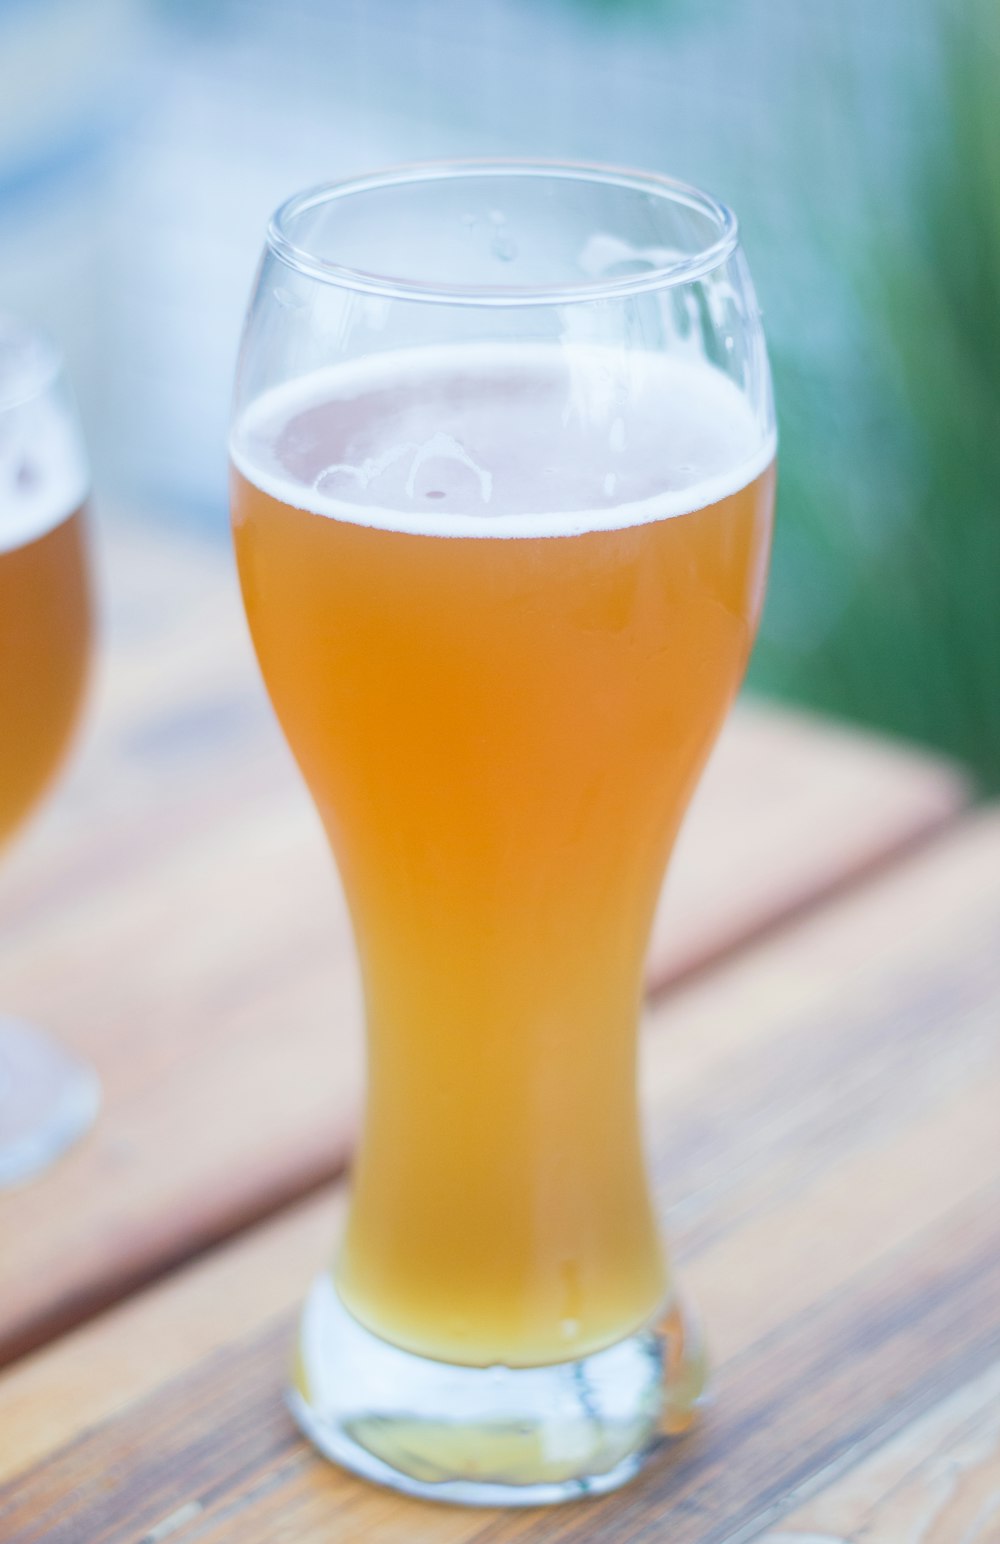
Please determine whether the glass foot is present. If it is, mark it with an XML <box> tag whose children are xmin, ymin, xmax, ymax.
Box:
<box><xmin>0</xmin><ymin>1017</ymin><xmax>100</xmax><ymax>1187</ymax></box>
<box><xmin>290</xmin><ymin>1274</ymin><xmax>707</xmax><ymax>1507</ymax></box>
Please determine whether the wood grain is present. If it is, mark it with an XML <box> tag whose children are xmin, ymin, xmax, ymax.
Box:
<box><xmin>758</xmin><ymin>1358</ymin><xmax>1000</xmax><ymax>1544</ymax></box>
<box><xmin>1</xmin><ymin>810</ymin><xmax>998</xmax><ymax>1542</ymax></box>
<box><xmin>0</xmin><ymin>513</ymin><xmax>969</xmax><ymax>1368</ymax></box>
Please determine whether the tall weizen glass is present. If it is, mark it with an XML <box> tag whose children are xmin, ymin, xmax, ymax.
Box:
<box><xmin>229</xmin><ymin>162</ymin><xmax>775</xmax><ymax>1505</ymax></box>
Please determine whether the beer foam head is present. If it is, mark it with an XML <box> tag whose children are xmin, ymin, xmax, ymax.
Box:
<box><xmin>0</xmin><ymin>325</ymin><xmax>89</xmax><ymax>554</ymax></box>
<box><xmin>231</xmin><ymin>343</ymin><xmax>775</xmax><ymax>539</ymax></box>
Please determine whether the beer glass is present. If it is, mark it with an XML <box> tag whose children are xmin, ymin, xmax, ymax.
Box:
<box><xmin>230</xmin><ymin>162</ymin><xmax>775</xmax><ymax>1504</ymax></box>
<box><xmin>0</xmin><ymin>317</ymin><xmax>96</xmax><ymax>1186</ymax></box>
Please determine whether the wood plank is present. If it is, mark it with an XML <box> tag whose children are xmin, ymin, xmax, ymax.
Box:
<box><xmin>1</xmin><ymin>809</ymin><xmax>998</xmax><ymax>1542</ymax></box>
<box><xmin>754</xmin><ymin>1358</ymin><xmax>1000</xmax><ymax>1544</ymax></box>
<box><xmin>0</xmin><ymin>512</ymin><xmax>969</xmax><ymax>1367</ymax></box>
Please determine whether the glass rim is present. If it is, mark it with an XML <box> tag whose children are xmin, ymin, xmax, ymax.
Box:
<box><xmin>0</xmin><ymin>314</ymin><xmax>63</xmax><ymax>414</ymax></box>
<box><xmin>266</xmin><ymin>159</ymin><xmax>740</xmax><ymax>307</ymax></box>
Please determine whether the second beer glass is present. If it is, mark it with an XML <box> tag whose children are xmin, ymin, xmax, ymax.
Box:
<box><xmin>230</xmin><ymin>163</ymin><xmax>775</xmax><ymax>1504</ymax></box>
<box><xmin>1</xmin><ymin>316</ymin><xmax>96</xmax><ymax>1186</ymax></box>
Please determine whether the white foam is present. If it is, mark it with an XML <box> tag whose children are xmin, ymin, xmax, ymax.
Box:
<box><xmin>230</xmin><ymin>343</ymin><xmax>775</xmax><ymax>540</ymax></box>
<box><xmin>0</xmin><ymin>392</ymin><xmax>89</xmax><ymax>554</ymax></box>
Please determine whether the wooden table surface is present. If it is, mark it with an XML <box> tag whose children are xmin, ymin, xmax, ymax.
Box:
<box><xmin>1</xmin><ymin>514</ymin><xmax>994</xmax><ymax>1543</ymax></box>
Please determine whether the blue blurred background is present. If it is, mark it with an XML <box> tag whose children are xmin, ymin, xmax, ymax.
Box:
<box><xmin>2</xmin><ymin>0</ymin><xmax>997</xmax><ymax>783</ymax></box>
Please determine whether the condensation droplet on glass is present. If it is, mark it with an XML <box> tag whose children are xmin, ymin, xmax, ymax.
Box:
<box><xmin>603</xmin><ymin>472</ymin><xmax>617</xmax><ymax>498</ymax></box>
<box><xmin>484</xmin><ymin>208</ymin><xmax>516</xmax><ymax>263</ymax></box>
<box><xmin>362</xmin><ymin>295</ymin><xmax>392</xmax><ymax>331</ymax></box>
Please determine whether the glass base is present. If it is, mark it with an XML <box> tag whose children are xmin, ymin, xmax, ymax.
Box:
<box><xmin>290</xmin><ymin>1273</ymin><xmax>707</xmax><ymax>1507</ymax></box>
<box><xmin>0</xmin><ymin>1017</ymin><xmax>100</xmax><ymax>1188</ymax></box>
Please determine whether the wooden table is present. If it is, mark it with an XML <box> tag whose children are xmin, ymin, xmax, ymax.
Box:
<box><xmin>1</xmin><ymin>514</ymin><xmax>995</xmax><ymax>1543</ymax></box>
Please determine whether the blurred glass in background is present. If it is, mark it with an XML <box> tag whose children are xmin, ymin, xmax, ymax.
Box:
<box><xmin>1</xmin><ymin>0</ymin><xmax>996</xmax><ymax>784</ymax></box>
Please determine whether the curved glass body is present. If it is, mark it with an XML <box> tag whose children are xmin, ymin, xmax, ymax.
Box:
<box><xmin>230</xmin><ymin>162</ymin><xmax>775</xmax><ymax>1503</ymax></box>
<box><xmin>0</xmin><ymin>317</ymin><xmax>97</xmax><ymax>1186</ymax></box>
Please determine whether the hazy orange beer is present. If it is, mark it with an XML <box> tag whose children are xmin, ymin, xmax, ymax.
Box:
<box><xmin>233</xmin><ymin>344</ymin><xmax>772</xmax><ymax>1367</ymax></box>
<box><xmin>0</xmin><ymin>508</ymin><xmax>90</xmax><ymax>849</ymax></box>
<box><xmin>230</xmin><ymin>165</ymin><xmax>775</xmax><ymax>1502</ymax></box>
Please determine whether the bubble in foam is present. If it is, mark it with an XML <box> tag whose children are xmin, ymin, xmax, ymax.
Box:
<box><xmin>404</xmin><ymin>432</ymin><xmax>492</xmax><ymax>505</ymax></box>
<box><xmin>315</xmin><ymin>440</ymin><xmax>412</xmax><ymax>496</ymax></box>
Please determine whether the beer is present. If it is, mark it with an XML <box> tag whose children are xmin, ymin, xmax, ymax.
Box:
<box><xmin>231</xmin><ymin>342</ymin><xmax>774</xmax><ymax>1368</ymax></box>
<box><xmin>0</xmin><ymin>395</ymin><xmax>91</xmax><ymax>849</ymax></box>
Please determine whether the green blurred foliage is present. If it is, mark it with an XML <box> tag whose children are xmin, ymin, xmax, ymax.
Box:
<box><xmin>751</xmin><ymin>0</ymin><xmax>1000</xmax><ymax>786</ymax></box>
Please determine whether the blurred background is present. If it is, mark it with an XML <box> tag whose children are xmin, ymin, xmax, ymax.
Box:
<box><xmin>2</xmin><ymin>0</ymin><xmax>997</xmax><ymax>785</ymax></box>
